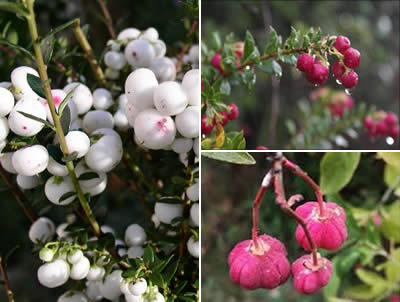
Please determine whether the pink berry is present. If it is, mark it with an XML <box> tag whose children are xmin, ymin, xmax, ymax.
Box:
<box><xmin>376</xmin><ymin>119</ymin><xmax>388</xmax><ymax>135</ymax></box>
<box><xmin>363</xmin><ymin>117</ymin><xmax>375</xmax><ymax>130</ymax></box>
<box><xmin>228</xmin><ymin>103</ymin><xmax>239</xmax><ymax>120</ymax></box>
<box><xmin>341</xmin><ymin>71</ymin><xmax>358</xmax><ymax>88</ymax></box>
<box><xmin>215</xmin><ymin>111</ymin><xmax>229</xmax><ymax>126</ymax></box>
<box><xmin>389</xmin><ymin>125</ymin><xmax>399</xmax><ymax>138</ymax></box>
<box><xmin>297</xmin><ymin>54</ymin><xmax>314</xmax><ymax>73</ymax></box>
<box><xmin>332</xmin><ymin>61</ymin><xmax>346</xmax><ymax>80</ymax></box>
<box><xmin>201</xmin><ymin>115</ymin><xmax>214</xmax><ymax>135</ymax></box>
<box><xmin>295</xmin><ymin>201</ymin><xmax>347</xmax><ymax>251</ymax></box>
<box><xmin>390</xmin><ymin>295</ymin><xmax>400</xmax><ymax>302</ymax></box>
<box><xmin>228</xmin><ymin>234</ymin><xmax>290</xmax><ymax>290</ymax></box>
<box><xmin>256</xmin><ymin>146</ymin><xmax>268</xmax><ymax>150</ymax></box>
<box><xmin>211</xmin><ymin>53</ymin><xmax>223</xmax><ymax>71</ymax></box>
<box><xmin>330</xmin><ymin>103</ymin><xmax>344</xmax><ymax>117</ymax></box>
<box><xmin>343</xmin><ymin>48</ymin><xmax>360</xmax><ymax>69</ymax></box>
<box><xmin>306</xmin><ymin>64</ymin><xmax>329</xmax><ymax>86</ymax></box>
<box><xmin>292</xmin><ymin>254</ymin><xmax>333</xmax><ymax>294</ymax></box>
<box><xmin>384</xmin><ymin>112</ymin><xmax>398</xmax><ymax>127</ymax></box>
<box><xmin>335</xmin><ymin>36</ymin><xmax>351</xmax><ymax>54</ymax></box>
<box><xmin>344</xmin><ymin>96</ymin><xmax>354</xmax><ymax>109</ymax></box>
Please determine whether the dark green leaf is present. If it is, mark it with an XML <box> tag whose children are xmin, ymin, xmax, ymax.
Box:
<box><xmin>0</xmin><ymin>2</ymin><xmax>29</xmax><ymax>17</ymax></box>
<box><xmin>163</xmin><ymin>258</ymin><xmax>180</xmax><ymax>284</ymax></box>
<box><xmin>98</xmin><ymin>232</ymin><xmax>115</xmax><ymax>250</ymax></box>
<box><xmin>241</xmin><ymin>30</ymin><xmax>260</xmax><ymax>64</ymax></box>
<box><xmin>40</xmin><ymin>35</ymin><xmax>55</xmax><ymax>65</ymax></box>
<box><xmin>149</xmin><ymin>272</ymin><xmax>164</xmax><ymax>287</ymax></box>
<box><xmin>158</xmin><ymin>196</ymin><xmax>183</xmax><ymax>204</ymax></box>
<box><xmin>47</xmin><ymin>144</ymin><xmax>64</xmax><ymax>165</ymax></box>
<box><xmin>257</xmin><ymin>58</ymin><xmax>282</xmax><ymax>78</ymax></box>
<box><xmin>60</xmin><ymin>105</ymin><xmax>71</xmax><ymax>135</ymax></box>
<box><xmin>143</xmin><ymin>246</ymin><xmax>155</xmax><ymax>263</ymax></box>
<box><xmin>59</xmin><ymin>191</ymin><xmax>76</xmax><ymax>203</ymax></box>
<box><xmin>43</xmin><ymin>19</ymin><xmax>77</xmax><ymax>41</ymax></box>
<box><xmin>264</xmin><ymin>26</ymin><xmax>281</xmax><ymax>55</ymax></box>
<box><xmin>26</xmin><ymin>74</ymin><xmax>46</xmax><ymax>98</ymax></box>
<box><xmin>78</xmin><ymin>172</ymin><xmax>99</xmax><ymax>181</ymax></box>
<box><xmin>221</xmin><ymin>44</ymin><xmax>236</xmax><ymax>72</ymax></box>
<box><xmin>122</xmin><ymin>269</ymin><xmax>137</xmax><ymax>278</ymax></box>
<box><xmin>17</xmin><ymin>111</ymin><xmax>55</xmax><ymax>130</ymax></box>
<box><xmin>202</xmin><ymin>152</ymin><xmax>256</xmax><ymax>165</ymax></box>
<box><xmin>211</xmin><ymin>32</ymin><xmax>221</xmax><ymax>50</ymax></box>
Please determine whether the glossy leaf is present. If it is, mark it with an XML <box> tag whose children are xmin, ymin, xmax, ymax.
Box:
<box><xmin>26</xmin><ymin>74</ymin><xmax>46</xmax><ymax>98</ymax></box>
<box><xmin>202</xmin><ymin>152</ymin><xmax>256</xmax><ymax>165</ymax></box>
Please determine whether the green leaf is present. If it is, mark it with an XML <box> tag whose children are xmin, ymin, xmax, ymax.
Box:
<box><xmin>284</xmin><ymin>26</ymin><xmax>299</xmax><ymax>49</ymax></box>
<box><xmin>98</xmin><ymin>232</ymin><xmax>115</xmax><ymax>249</ymax></box>
<box><xmin>384</xmin><ymin>164</ymin><xmax>400</xmax><ymax>189</ymax></box>
<box><xmin>163</xmin><ymin>258</ymin><xmax>180</xmax><ymax>284</ymax></box>
<box><xmin>0</xmin><ymin>2</ymin><xmax>29</xmax><ymax>17</ymax></box>
<box><xmin>58</xmin><ymin>85</ymin><xmax>79</xmax><ymax>116</ymax></box>
<box><xmin>202</xmin><ymin>152</ymin><xmax>256</xmax><ymax>165</ymax></box>
<box><xmin>78</xmin><ymin>172</ymin><xmax>99</xmax><ymax>181</ymax></box>
<box><xmin>385</xmin><ymin>249</ymin><xmax>400</xmax><ymax>282</ymax></box>
<box><xmin>264</xmin><ymin>26</ymin><xmax>281</xmax><ymax>55</ymax></box>
<box><xmin>280</xmin><ymin>54</ymin><xmax>297</xmax><ymax>66</ymax></box>
<box><xmin>380</xmin><ymin>201</ymin><xmax>400</xmax><ymax>242</ymax></box>
<box><xmin>211</xmin><ymin>32</ymin><xmax>222</xmax><ymax>50</ymax></box>
<box><xmin>60</xmin><ymin>105</ymin><xmax>71</xmax><ymax>135</ymax></box>
<box><xmin>42</xmin><ymin>19</ymin><xmax>77</xmax><ymax>41</ymax></box>
<box><xmin>158</xmin><ymin>196</ymin><xmax>183</xmax><ymax>204</ymax></box>
<box><xmin>17</xmin><ymin>111</ymin><xmax>55</xmax><ymax>130</ymax></box>
<box><xmin>221</xmin><ymin>44</ymin><xmax>236</xmax><ymax>72</ymax></box>
<box><xmin>47</xmin><ymin>144</ymin><xmax>64</xmax><ymax>165</ymax></box>
<box><xmin>320</xmin><ymin>152</ymin><xmax>361</xmax><ymax>194</ymax></box>
<box><xmin>344</xmin><ymin>284</ymin><xmax>386</xmax><ymax>300</ymax></box>
<box><xmin>323</xmin><ymin>258</ymin><xmax>340</xmax><ymax>299</ymax></box>
<box><xmin>143</xmin><ymin>246</ymin><xmax>155</xmax><ymax>263</ymax></box>
<box><xmin>257</xmin><ymin>58</ymin><xmax>282</xmax><ymax>78</ymax></box>
<box><xmin>122</xmin><ymin>269</ymin><xmax>137</xmax><ymax>279</ymax></box>
<box><xmin>40</xmin><ymin>35</ymin><xmax>55</xmax><ymax>65</ymax></box>
<box><xmin>355</xmin><ymin>268</ymin><xmax>386</xmax><ymax>286</ymax></box>
<box><xmin>241</xmin><ymin>30</ymin><xmax>260</xmax><ymax>64</ymax></box>
<box><xmin>26</xmin><ymin>74</ymin><xmax>46</xmax><ymax>98</ymax></box>
<box><xmin>337</xmin><ymin>249</ymin><xmax>360</xmax><ymax>276</ymax></box>
<box><xmin>59</xmin><ymin>191</ymin><xmax>76</xmax><ymax>203</ymax></box>
<box><xmin>377</xmin><ymin>152</ymin><xmax>400</xmax><ymax>169</ymax></box>
<box><xmin>149</xmin><ymin>272</ymin><xmax>164</xmax><ymax>287</ymax></box>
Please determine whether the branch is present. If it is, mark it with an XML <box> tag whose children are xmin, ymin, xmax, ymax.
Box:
<box><xmin>72</xmin><ymin>19</ymin><xmax>106</xmax><ymax>87</ymax></box>
<box><xmin>96</xmin><ymin>0</ymin><xmax>116</xmax><ymax>39</ymax></box>
<box><xmin>25</xmin><ymin>0</ymin><xmax>101</xmax><ymax>237</ymax></box>
<box><xmin>272</xmin><ymin>155</ymin><xmax>318</xmax><ymax>265</ymax></box>
<box><xmin>0</xmin><ymin>165</ymin><xmax>37</xmax><ymax>223</ymax></box>
<box><xmin>176</xmin><ymin>20</ymin><xmax>198</xmax><ymax>73</ymax></box>
<box><xmin>281</xmin><ymin>157</ymin><xmax>325</xmax><ymax>216</ymax></box>
<box><xmin>0</xmin><ymin>256</ymin><xmax>14</xmax><ymax>302</ymax></box>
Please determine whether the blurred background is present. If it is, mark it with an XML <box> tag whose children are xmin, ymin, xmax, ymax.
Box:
<box><xmin>0</xmin><ymin>1</ymin><xmax>195</xmax><ymax>301</ymax></box>
<box><xmin>202</xmin><ymin>0</ymin><xmax>400</xmax><ymax>149</ymax></box>
<box><xmin>201</xmin><ymin>152</ymin><xmax>400</xmax><ymax>302</ymax></box>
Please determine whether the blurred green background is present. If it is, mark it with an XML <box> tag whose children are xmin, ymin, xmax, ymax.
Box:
<box><xmin>202</xmin><ymin>0</ymin><xmax>400</xmax><ymax>149</ymax></box>
<box><xmin>0</xmin><ymin>1</ymin><xmax>194</xmax><ymax>301</ymax></box>
<box><xmin>201</xmin><ymin>152</ymin><xmax>400</xmax><ymax>302</ymax></box>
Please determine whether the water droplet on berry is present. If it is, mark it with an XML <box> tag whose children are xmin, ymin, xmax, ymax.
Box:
<box><xmin>345</xmin><ymin>88</ymin><xmax>352</xmax><ymax>95</ymax></box>
<box><xmin>245</xmin><ymin>66</ymin><xmax>251</xmax><ymax>70</ymax></box>
<box><xmin>336</xmin><ymin>79</ymin><xmax>342</xmax><ymax>85</ymax></box>
<box><xmin>314</xmin><ymin>84</ymin><xmax>318</xmax><ymax>87</ymax></box>
<box><xmin>386</xmin><ymin>136</ymin><xmax>394</xmax><ymax>145</ymax></box>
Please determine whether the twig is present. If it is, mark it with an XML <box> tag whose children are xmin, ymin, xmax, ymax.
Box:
<box><xmin>0</xmin><ymin>165</ymin><xmax>37</xmax><ymax>223</ymax></box>
<box><xmin>96</xmin><ymin>0</ymin><xmax>116</xmax><ymax>39</ymax></box>
<box><xmin>175</xmin><ymin>20</ymin><xmax>198</xmax><ymax>73</ymax></box>
<box><xmin>272</xmin><ymin>155</ymin><xmax>318</xmax><ymax>265</ymax></box>
<box><xmin>72</xmin><ymin>19</ymin><xmax>106</xmax><ymax>87</ymax></box>
<box><xmin>281</xmin><ymin>157</ymin><xmax>325</xmax><ymax>216</ymax></box>
<box><xmin>0</xmin><ymin>256</ymin><xmax>14</xmax><ymax>302</ymax></box>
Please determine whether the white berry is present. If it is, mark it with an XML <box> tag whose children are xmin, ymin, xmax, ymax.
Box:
<box><xmin>0</xmin><ymin>117</ymin><xmax>9</xmax><ymax>141</ymax></box>
<box><xmin>186</xmin><ymin>183</ymin><xmax>199</xmax><ymax>201</ymax></box>
<box><xmin>58</xmin><ymin>291</ymin><xmax>88</xmax><ymax>302</ymax></box>
<box><xmin>104</xmin><ymin>51</ymin><xmax>126</xmax><ymax>70</ymax></box>
<box><xmin>127</xmin><ymin>246</ymin><xmax>144</xmax><ymax>259</ymax></box>
<box><xmin>70</xmin><ymin>256</ymin><xmax>90</xmax><ymax>280</ymax></box>
<box><xmin>93</xmin><ymin>88</ymin><xmax>113</xmax><ymax>110</ymax></box>
<box><xmin>16</xmin><ymin>174</ymin><xmax>40</xmax><ymax>190</ymax></box>
<box><xmin>0</xmin><ymin>152</ymin><xmax>17</xmax><ymax>174</ymax></box>
<box><xmin>125</xmin><ymin>224</ymin><xmax>147</xmax><ymax>247</ymax></box>
<box><xmin>37</xmin><ymin>259</ymin><xmax>70</xmax><ymax>288</ymax></box>
<box><xmin>129</xmin><ymin>278</ymin><xmax>147</xmax><ymax>296</ymax></box>
<box><xmin>171</xmin><ymin>138</ymin><xmax>193</xmax><ymax>154</ymax></box>
<box><xmin>87</xmin><ymin>265</ymin><xmax>105</xmax><ymax>281</ymax></box>
<box><xmin>175</xmin><ymin>106</ymin><xmax>199</xmax><ymax>138</ymax></box>
<box><xmin>65</xmin><ymin>131</ymin><xmax>90</xmax><ymax>158</ymax></box>
<box><xmin>154</xmin><ymin>202</ymin><xmax>183</xmax><ymax>224</ymax></box>
<box><xmin>187</xmin><ymin>236</ymin><xmax>199</xmax><ymax>258</ymax></box>
<box><xmin>83</xmin><ymin>110</ymin><xmax>114</xmax><ymax>133</ymax></box>
<box><xmin>117</xmin><ymin>28</ymin><xmax>140</xmax><ymax>41</ymax></box>
<box><xmin>12</xmin><ymin>145</ymin><xmax>49</xmax><ymax>176</ymax></box>
<box><xmin>100</xmin><ymin>270</ymin><xmax>123</xmax><ymax>300</ymax></box>
<box><xmin>45</xmin><ymin>176</ymin><xmax>76</xmax><ymax>205</ymax></box>
<box><xmin>10</xmin><ymin>66</ymin><xmax>40</xmax><ymax>99</ymax></box>
<box><xmin>125</xmin><ymin>68</ymin><xmax>158</xmax><ymax>110</ymax></box>
<box><xmin>190</xmin><ymin>203</ymin><xmax>199</xmax><ymax>227</ymax></box>
<box><xmin>0</xmin><ymin>87</ymin><xmax>14</xmax><ymax>117</ymax></box>
<box><xmin>29</xmin><ymin>217</ymin><xmax>55</xmax><ymax>243</ymax></box>
<box><xmin>182</xmin><ymin>69</ymin><xmax>200</xmax><ymax>106</ymax></box>
<box><xmin>153</xmin><ymin>81</ymin><xmax>188</xmax><ymax>116</ymax></box>
<box><xmin>47</xmin><ymin>157</ymin><xmax>68</xmax><ymax>176</ymax></box>
<box><xmin>64</xmin><ymin>82</ymin><xmax>93</xmax><ymax>115</ymax></box>
<box><xmin>125</xmin><ymin>39</ymin><xmax>155</xmax><ymax>68</ymax></box>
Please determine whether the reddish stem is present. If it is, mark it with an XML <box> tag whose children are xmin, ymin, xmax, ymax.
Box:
<box><xmin>282</xmin><ymin>157</ymin><xmax>325</xmax><ymax>216</ymax></box>
<box><xmin>272</xmin><ymin>157</ymin><xmax>319</xmax><ymax>266</ymax></box>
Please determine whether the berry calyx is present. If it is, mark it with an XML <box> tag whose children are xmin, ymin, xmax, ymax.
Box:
<box><xmin>292</xmin><ymin>254</ymin><xmax>333</xmax><ymax>294</ymax></box>
<box><xmin>334</xmin><ymin>36</ymin><xmax>351</xmax><ymax>54</ymax></box>
<box><xmin>341</xmin><ymin>71</ymin><xmax>358</xmax><ymax>88</ymax></box>
<box><xmin>228</xmin><ymin>103</ymin><xmax>239</xmax><ymax>120</ymax></box>
<box><xmin>332</xmin><ymin>61</ymin><xmax>346</xmax><ymax>80</ymax></box>
<box><xmin>297</xmin><ymin>54</ymin><xmax>314</xmax><ymax>73</ymax></box>
<box><xmin>216</xmin><ymin>111</ymin><xmax>229</xmax><ymax>126</ymax></box>
<box><xmin>201</xmin><ymin>115</ymin><xmax>214</xmax><ymax>135</ymax></box>
<box><xmin>343</xmin><ymin>48</ymin><xmax>360</xmax><ymax>69</ymax></box>
<box><xmin>295</xmin><ymin>201</ymin><xmax>347</xmax><ymax>251</ymax></box>
<box><xmin>228</xmin><ymin>234</ymin><xmax>290</xmax><ymax>290</ymax></box>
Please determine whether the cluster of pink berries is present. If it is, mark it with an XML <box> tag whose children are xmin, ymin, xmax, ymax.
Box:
<box><xmin>329</xmin><ymin>92</ymin><xmax>354</xmax><ymax>118</ymax></box>
<box><xmin>210</xmin><ymin>42</ymin><xmax>244</xmax><ymax>74</ymax></box>
<box><xmin>364</xmin><ymin>111</ymin><xmax>399</xmax><ymax>139</ymax></box>
<box><xmin>201</xmin><ymin>103</ymin><xmax>239</xmax><ymax>135</ymax></box>
<box><xmin>228</xmin><ymin>201</ymin><xmax>347</xmax><ymax>295</ymax></box>
<box><xmin>297</xmin><ymin>35</ymin><xmax>360</xmax><ymax>89</ymax></box>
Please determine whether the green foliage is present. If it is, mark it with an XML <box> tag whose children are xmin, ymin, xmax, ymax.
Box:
<box><xmin>201</xmin><ymin>152</ymin><xmax>256</xmax><ymax>165</ymax></box>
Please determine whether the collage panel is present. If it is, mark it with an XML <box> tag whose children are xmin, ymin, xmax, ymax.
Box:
<box><xmin>201</xmin><ymin>1</ymin><xmax>399</xmax><ymax>150</ymax></box>
<box><xmin>201</xmin><ymin>151</ymin><xmax>400</xmax><ymax>301</ymax></box>
<box><xmin>0</xmin><ymin>0</ymin><xmax>199</xmax><ymax>301</ymax></box>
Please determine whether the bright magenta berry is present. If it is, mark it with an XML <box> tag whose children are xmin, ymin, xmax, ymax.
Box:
<box><xmin>329</xmin><ymin>103</ymin><xmax>344</xmax><ymax>117</ymax></box>
<box><xmin>376</xmin><ymin>119</ymin><xmax>388</xmax><ymax>135</ymax></box>
<box><xmin>363</xmin><ymin>117</ymin><xmax>375</xmax><ymax>130</ymax></box>
<box><xmin>201</xmin><ymin>115</ymin><xmax>214</xmax><ymax>135</ymax></box>
<box><xmin>228</xmin><ymin>103</ymin><xmax>239</xmax><ymax>120</ymax></box>
<box><xmin>297</xmin><ymin>54</ymin><xmax>314</xmax><ymax>73</ymax></box>
<box><xmin>292</xmin><ymin>254</ymin><xmax>333</xmax><ymax>294</ymax></box>
<box><xmin>211</xmin><ymin>53</ymin><xmax>223</xmax><ymax>71</ymax></box>
<box><xmin>389</xmin><ymin>125</ymin><xmax>399</xmax><ymax>138</ymax></box>
<box><xmin>295</xmin><ymin>201</ymin><xmax>347</xmax><ymax>251</ymax></box>
<box><xmin>384</xmin><ymin>112</ymin><xmax>398</xmax><ymax>127</ymax></box>
<box><xmin>228</xmin><ymin>234</ymin><xmax>290</xmax><ymax>290</ymax></box>
<box><xmin>334</xmin><ymin>36</ymin><xmax>351</xmax><ymax>54</ymax></box>
<box><xmin>306</xmin><ymin>64</ymin><xmax>329</xmax><ymax>86</ymax></box>
<box><xmin>332</xmin><ymin>61</ymin><xmax>346</xmax><ymax>80</ymax></box>
<box><xmin>256</xmin><ymin>146</ymin><xmax>268</xmax><ymax>150</ymax></box>
<box><xmin>343</xmin><ymin>48</ymin><xmax>360</xmax><ymax>69</ymax></box>
<box><xmin>344</xmin><ymin>96</ymin><xmax>354</xmax><ymax>109</ymax></box>
<box><xmin>341</xmin><ymin>71</ymin><xmax>358</xmax><ymax>88</ymax></box>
